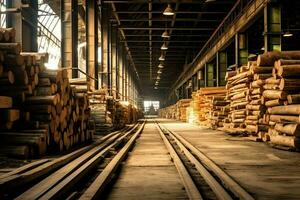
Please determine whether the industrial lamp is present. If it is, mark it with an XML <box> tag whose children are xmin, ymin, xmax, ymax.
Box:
<box><xmin>159</xmin><ymin>54</ymin><xmax>165</xmax><ymax>61</ymax></box>
<box><xmin>161</xmin><ymin>43</ymin><xmax>168</xmax><ymax>50</ymax></box>
<box><xmin>161</xmin><ymin>30</ymin><xmax>170</xmax><ymax>38</ymax></box>
<box><xmin>158</xmin><ymin>64</ymin><xmax>164</xmax><ymax>68</ymax></box>
<box><xmin>283</xmin><ymin>31</ymin><xmax>293</xmax><ymax>37</ymax></box>
<box><xmin>163</xmin><ymin>4</ymin><xmax>174</xmax><ymax>16</ymax></box>
<box><xmin>157</xmin><ymin>69</ymin><xmax>162</xmax><ymax>74</ymax></box>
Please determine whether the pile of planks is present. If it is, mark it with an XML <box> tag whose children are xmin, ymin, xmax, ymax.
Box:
<box><xmin>223</xmin><ymin>66</ymin><xmax>251</xmax><ymax>134</ymax></box>
<box><xmin>206</xmin><ymin>93</ymin><xmax>229</xmax><ymax>129</ymax></box>
<box><xmin>260</xmin><ymin>51</ymin><xmax>300</xmax><ymax>149</ymax></box>
<box><xmin>0</xmin><ymin>28</ymin><xmax>94</xmax><ymax>158</ymax></box>
<box><xmin>159</xmin><ymin>104</ymin><xmax>176</xmax><ymax>119</ymax></box>
<box><xmin>245</xmin><ymin>60</ymin><xmax>273</xmax><ymax>138</ymax></box>
<box><xmin>176</xmin><ymin>99</ymin><xmax>191</xmax><ymax>122</ymax></box>
<box><xmin>185</xmin><ymin>87</ymin><xmax>227</xmax><ymax>127</ymax></box>
<box><xmin>89</xmin><ymin>89</ymin><xmax>114</xmax><ymax>135</ymax></box>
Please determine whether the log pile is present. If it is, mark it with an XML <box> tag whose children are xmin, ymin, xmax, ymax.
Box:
<box><xmin>261</xmin><ymin>51</ymin><xmax>300</xmax><ymax>149</ymax></box>
<box><xmin>205</xmin><ymin>91</ymin><xmax>229</xmax><ymax>129</ymax></box>
<box><xmin>0</xmin><ymin>28</ymin><xmax>94</xmax><ymax>158</ymax></box>
<box><xmin>223</xmin><ymin>67</ymin><xmax>251</xmax><ymax>134</ymax></box>
<box><xmin>176</xmin><ymin>99</ymin><xmax>191</xmax><ymax>122</ymax></box>
<box><xmin>159</xmin><ymin>104</ymin><xmax>176</xmax><ymax>119</ymax></box>
<box><xmin>245</xmin><ymin>61</ymin><xmax>273</xmax><ymax>139</ymax></box>
<box><xmin>89</xmin><ymin>89</ymin><xmax>114</xmax><ymax>134</ymax></box>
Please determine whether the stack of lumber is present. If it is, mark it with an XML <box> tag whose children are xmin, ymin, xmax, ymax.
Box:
<box><xmin>176</xmin><ymin>99</ymin><xmax>191</xmax><ymax>122</ymax></box>
<box><xmin>0</xmin><ymin>28</ymin><xmax>94</xmax><ymax>158</ymax></box>
<box><xmin>187</xmin><ymin>91</ymin><xmax>204</xmax><ymax>124</ymax></box>
<box><xmin>89</xmin><ymin>89</ymin><xmax>114</xmax><ymax>135</ymax></box>
<box><xmin>260</xmin><ymin>51</ymin><xmax>300</xmax><ymax>149</ymax></box>
<box><xmin>206</xmin><ymin>93</ymin><xmax>229</xmax><ymax>129</ymax></box>
<box><xmin>245</xmin><ymin>60</ymin><xmax>273</xmax><ymax>139</ymax></box>
<box><xmin>185</xmin><ymin>87</ymin><xmax>227</xmax><ymax>127</ymax></box>
<box><xmin>159</xmin><ymin>104</ymin><xmax>176</xmax><ymax>119</ymax></box>
<box><xmin>223</xmin><ymin>66</ymin><xmax>251</xmax><ymax>134</ymax></box>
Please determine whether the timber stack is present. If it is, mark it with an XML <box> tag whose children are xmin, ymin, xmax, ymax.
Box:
<box><xmin>245</xmin><ymin>60</ymin><xmax>273</xmax><ymax>139</ymax></box>
<box><xmin>89</xmin><ymin>89</ymin><xmax>114</xmax><ymax>134</ymax></box>
<box><xmin>0</xmin><ymin>28</ymin><xmax>94</xmax><ymax>158</ymax></box>
<box><xmin>261</xmin><ymin>51</ymin><xmax>300</xmax><ymax>149</ymax></box>
<box><xmin>203</xmin><ymin>88</ymin><xmax>229</xmax><ymax>129</ymax></box>
<box><xmin>223</xmin><ymin>66</ymin><xmax>251</xmax><ymax>134</ymax></box>
<box><xmin>176</xmin><ymin>99</ymin><xmax>191</xmax><ymax>122</ymax></box>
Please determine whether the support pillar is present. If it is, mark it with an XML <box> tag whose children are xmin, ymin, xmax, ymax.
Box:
<box><xmin>235</xmin><ymin>33</ymin><xmax>248</xmax><ymax>66</ymax></box>
<box><xmin>86</xmin><ymin>0</ymin><xmax>98</xmax><ymax>90</ymax></box>
<box><xmin>219</xmin><ymin>51</ymin><xmax>227</xmax><ymax>86</ymax></box>
<box><xmin>111</xmin><ymin>23</ymin><xmax>117</xmax><ymax>98</ymax></box>
<box><xmin>61</xmin><ymin>0</ymin><xmax>78</xmax><ymax>77</ymax></box>
<box><xmin>101</xmin><ymin>3</ymin><xmax>109</xmax><ymax>90</ymax></box>
<box><xmin>264</xmin><ymin>2</ymin><xmax>281</xmax><ymax>52</ymax></box>
<box><xmin>7</xmin><ymin>0</ymin><xmax>38</xmax><ymax>51</ymax></box>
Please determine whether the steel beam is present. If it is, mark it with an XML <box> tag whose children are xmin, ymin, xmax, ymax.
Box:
<box><xmin>61</xmin><ymin>0</ymin><xmax>78</xmax><ymax>78</ymax></box>
<box><xmin>119</xmin><ymin>27</ymin><xmax>214</xmax><ymax>30</ymax></box>
<box><xmin>86</xmin><ymin>0</ymin><xmax>98</xmax><ymax>89</ymax></box>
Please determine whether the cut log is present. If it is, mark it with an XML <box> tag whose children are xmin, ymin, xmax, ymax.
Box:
<box><xmin>0</xmin><ymin>43</ymin><xmax>21</xmax><ymax>54</ymax></box>
<box><xmin>270</xmin><ymin>135</ymin><xmax>300</xmax><ymax>148</ymax></box>
<box><xmin>268</xmin><ymin>105</ymin><xmax>300</xmax><ymax>115</ymax></box>
<box><xmin>0</xmin><ymin>96</ymin><xmax>12</xmax><ymax>108</ymax></box>
<box><xmin>274</xmin><ymin>123</ymin><xmax>300</xmax><ymax>137</ymax></box>
<box><xmin>279</xmin><ymin>79</ymin><xmax>300</xmax><ymax>91</ymax></box>
<box><xmin>257</xmin><ymin>51</ymin><xmax>300</xmax><ymax>66</ymax></box>
<box><xmin>287</xmin><ymin>94</ymin><xmax>300</xmax><ymax>105</ymax></box>
<box><xmin>263</xmin><ymin>90</ymin><xmax>287</xmax><ymax>100</ymax></box>
<box><xmin>277</xmin><ymin>65</ymin><xmax>300</xmax><ymax>77</ymax></box>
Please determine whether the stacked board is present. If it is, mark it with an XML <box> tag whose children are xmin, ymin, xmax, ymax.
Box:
<box><xmin>0</xmin><ymin>28</ymin><xmax>94</xmax><ymax>158</ymax></box>
<box><xmin>260</xmin><ymin>51</ymin><xmax>300</xmax><ymax>149</ymax></box>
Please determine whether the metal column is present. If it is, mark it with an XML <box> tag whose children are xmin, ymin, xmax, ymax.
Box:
<box><xmin>86</xmin><ymin>0</ymin><xmax>98</xmax><ymax>90</ymax></box>
<box><xmin>264</xmin><ymin>2</ymin><xmax>281</xmax><ymax>52</ymax></box>
<box><xmin>7</xmin><ymin>0</ymin><xmax>38</xmax><ymax>52</ymax></box>
<box><xmin>235</xmin><ymin>33</ymin><xmax>248</xmax><ymax>66</ymax></box>
<box><xmin>101</xmin><ymin>3</ymin><xmax>109</xmax><ymax>90</ymax></box>
<box><xmin>111</xmin><ymin>23</ymin><xmax>117</xmax><ymax>98</ymax></box>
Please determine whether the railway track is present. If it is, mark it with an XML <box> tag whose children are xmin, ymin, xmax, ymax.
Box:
<box><xmin>0</xmin><ymin>121</ymin><xmax>145</xmax><ymax>200</ymax></box>
<box><xmin>0</xmin><ymin>120</ymin><xmax>255</xmax><ymax>200</ymax></box>
<box><xmin>155</xmin><ymin>121</ymin><xmax>255</xmax><ymax>200</ymax></box>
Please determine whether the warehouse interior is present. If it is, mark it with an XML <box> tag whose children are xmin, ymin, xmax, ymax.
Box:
<box><xmin>1</xmin><ymin>0</ymin><xmax>300</xmax><ymax>199</ymax></box>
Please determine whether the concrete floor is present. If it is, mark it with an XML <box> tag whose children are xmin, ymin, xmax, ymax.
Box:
<box><xmin>160</xmin><ymin>118</ymin><xmax>300</xmax><ymax>200</ymax></box>
<box><xmin>105</xmin><ymin>122</ymin><xmax>189</xmax><ymax>200</ymax></box>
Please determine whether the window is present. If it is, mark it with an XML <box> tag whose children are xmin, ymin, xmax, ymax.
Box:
<box><xmin>144</xmin><ymin>101</ymin><xmax>160</xmax><ymax>113</ymax></box>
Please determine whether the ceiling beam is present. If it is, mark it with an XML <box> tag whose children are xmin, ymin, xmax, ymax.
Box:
<box><xmin>103</xmin><ymin>0</ymin><xmax>234</xmax><ymax>3</ymax></box>
<box><xmin>114</xmin><ymin>11</ymin><xmax>226</xmax><ymax>14</ymax></box>
<box><xmin>119</xmin><ymin>27</ymin><xmax>214</xmax><ymax>30</ymax></box>
<box><xmin>113</xmin><ymin>18</ymin><xmax>220</xmax><ymax>22</ymax></box>
<box><xmin>121</xmin><ymin>40</ymin><xmax>205</xmax><ymax>43</ymax></box>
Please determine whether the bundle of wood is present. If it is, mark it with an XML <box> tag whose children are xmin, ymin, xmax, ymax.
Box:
<box><xmin>176</xmin><ymin>99</ymin><xmax>191</xmax><ymax>122</ymax></box>
<box><xmin>159</xmin><ymin>104</ymin><xmax>176</xmax><ymax>119</ymax></box>
<box><xmin>0</xmin><ymin>28</ymin><xmax>94</xmax><ymax>158</ymax></box>
<box><xmin>206</xmin><ymin>95</ymin><xmax>229</xmax><ymax>129</ymax></box>
<box><xmin>89</xmin><ymin>89</ymin><xmax>114</xmax><ymax>135</ymax></box>
<box><xmin>260</xmin><ymin>51</ymin><xmax>300</xmax><ymax>149</ymax></box>
<box><xmin>187</xmin><ymin>91</ymin><xmax>205</xmax><ymax>124</ymax></box>
<box><xmin>223</xmin><ymin>66</ymin><xmax>251</xmax><ymax>134</ymax></box>
<box><xmin>245</xmin><ymin>60</ymin><xmax>273</xmax><ymax>139</ymax></box>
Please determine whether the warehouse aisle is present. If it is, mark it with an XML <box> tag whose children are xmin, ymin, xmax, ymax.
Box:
<box><xmin>105</xmin><ymin>121</ymin><xmax>188</xmax><ymax>200</ymax></box>
<box><xmin>160</xmin><ymin>118</ymin><xmax>300</xmax><ymax>200</ymax></box>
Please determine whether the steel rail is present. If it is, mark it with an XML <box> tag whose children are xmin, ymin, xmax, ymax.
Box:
<box><xmin>79</xmin><ymin>121</ymin><xmax>146</xmax><ymax>199</ymax></box>
<box><xmin>163</xmin><ymin>125</ymin><xmax>255</xmax><ymax>200</ymax></box>
<box><xmin>156</xmin><ymin>123</ymin><xmax>203</xmax><ymax>200</ymax></box>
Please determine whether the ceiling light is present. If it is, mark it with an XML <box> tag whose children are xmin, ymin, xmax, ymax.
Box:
<box><xmin>161</xmin><ymin>43</ymin><xmax>168</xmax><ymax>50</ymax></box>
<box><xmin>283</xmin><ymin>31</ymin><xmax>293</xmax><ymax>37</ymax></box>
<box><xmin>161</xmin><ymin>30</ymin><xmax>170</xmax><ymax>38</ymax></box>
<box><xmin>158</xmin><ymin>64</ymin><xmax>164</xmax><ymax>68</ymax></box>
<box><xmin>155</xmin><ymin>82</ymin><xmax>159</xmax><ymax>86</ymax></box>
<box><xmin>154</xmin><ymin>87</ymin><xmax>158</xmax><ymax>89</ymax></box>
<box><xmin>157</xmin><ymin>69</ymin><xmax>162</xmax><ymax>74</ymax></box>
<box><xmin>163</xmin><ymin>4</ymin><xmax>174</xmax><ymax>16</ymax></box>
<box><xmin>205</xmin><ymin>0</ymin><xmax>216</xmax><ymax>3</ymax></box>
<box><xmin>157</xmin><ymin>76</ymin><xmax>161</xmax><ymax>80</ymax></box>
<box><xmin>159</xmin><ymin>55</ymin><xmax>165</xmax><ymax>61</ymax></box>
